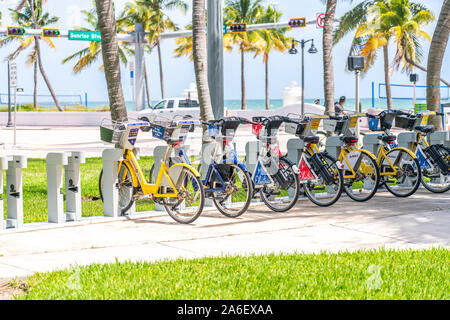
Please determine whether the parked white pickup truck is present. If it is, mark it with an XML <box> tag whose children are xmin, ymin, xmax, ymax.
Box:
<box><xmin>138</xmin><ymin>98</ymin><xmax>201</xmax><ymax>122</ymax></box>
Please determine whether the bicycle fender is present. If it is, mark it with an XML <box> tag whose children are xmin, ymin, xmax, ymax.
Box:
<box><xmin>236</xmin><ymin>162</ymin><xmax>249</xmax><ymax>172</ymax></box>
<box><xmin>354</xmin><ymin>148</ymin><xmax>377</xmax><ymax>161</ymax></box>
<box><xmin>169</xmin><ymin>163</ymin><xmax>201</xmax><ymax>177</ymax></box>
<box><xmin>389</xmin><ymin>146</ymin><xmax>417</xmax><ymax>159</ymax></box>
<box><xmin>120</xmin><ymin>160</ymin><xmax>140</xmax><ymax>188</ymax></box>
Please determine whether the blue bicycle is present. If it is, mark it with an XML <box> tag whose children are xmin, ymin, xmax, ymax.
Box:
<box><xmin>149</xmin><ymin>117</ymin><xmax>254</xmax><ymax>218</ymax></box>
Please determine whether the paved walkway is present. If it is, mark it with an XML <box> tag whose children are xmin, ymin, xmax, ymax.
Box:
<box><xmin>0</xmin><ymin>189</ymin><xmax>448</xmax><ymax>281</ymax></box>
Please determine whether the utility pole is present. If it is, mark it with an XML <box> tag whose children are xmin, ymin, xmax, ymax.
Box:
<box><xmin>207</xmin><ymin>0</ymin><xmax>225</xmax><ymax>120</ymax></box>
<box><xmin>134</xmin><ymin>23</ymin><xmax>146</xmax><ymax>111</ymax></box>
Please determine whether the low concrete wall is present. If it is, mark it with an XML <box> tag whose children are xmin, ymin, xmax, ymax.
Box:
<box><xmin>0</xmin><ymin>111</ymin><xmax>140</xmax><ymax>127</ymax></box>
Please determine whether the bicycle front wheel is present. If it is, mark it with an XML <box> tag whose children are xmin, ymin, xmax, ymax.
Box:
<box><xmin>162</xmin><ymin>166</ymin><xmax>205</xmax><ymax>224</ymax></box>
<box><xmin>99</xmin><ymin>162</ymin><xmax>136</xmax><ymax>214</ymax></box>
<box><xmin>260</xmin><ymin>158</ymin><xmax>300</xmax><ymax>212</ymax></box>
<box><xmin>382</xmin><ymin>148</ymin><xmax>421</xmax><ymax>197</ymax></box>
<box><xmin>421</xmin><ymin>145</ymin><xmax>450</xmax><ymax>193</ymax></box>
<box><xmin>343</xmin><ymin>151</ymin><xmax>380</xmax><ymax>202</ymax></box>
<box><xmin>212</xmin><ymin>164</ymin><xmax>253</xmax><ymax>218</ymax></box>
<box><xmin>303</xmin><ymin>153</ymin><xmax>344</xmax><ymax>207</ymax></box>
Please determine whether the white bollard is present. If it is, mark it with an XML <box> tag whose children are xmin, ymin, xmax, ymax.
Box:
<box><xmin>430</xmin><ymin>131</ymin><xmax>450</xmax><ymax>147</ymax></box>
<box><xmin>46</xmin><ymin>153</ymin><xmax>68</xmax><ymax>223</ymax></box>
<box><xmin>6</xmin><ymin>155</ymin><xmax>27</xmax><ymax>229</ymax></box>
<box><xmin>65</xmin><ymin>151</ymin><xmax>86</xmax><ymax>222</ymax></box>
<box><xmin>102</xmin><ymin>148</ymin><xmax>123</xmax><ymax>217</ymax></box>
<box><xmin>397</xmin><ymin>132</ymin><xmax>417</xmax><ymax>150</ymax></box>
<box><xmin>0</xmin><ymin>157</ymin><xmax>8</xmax><ymax>230</ymax></box>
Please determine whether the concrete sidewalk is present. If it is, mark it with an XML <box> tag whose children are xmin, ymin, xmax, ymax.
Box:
<box><xmin>0</xmin><ymin>189</ymin><xmax>448</xmax><ymax>281</ymax></box>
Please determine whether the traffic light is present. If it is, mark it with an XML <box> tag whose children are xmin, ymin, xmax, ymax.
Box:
<box><xmin>42</xmin><ymin>28</ymin><xmax>60</xmax><ymax>38</ymax></box>
<box><xmin>230</xmin><ymin>23</ymin><xmax>247</xmax><ymax>33</ymax></box>
<box><xmin>289</xmin><ymin>18</ymin><xmax>306</xmax><ymax>28</ymax></box>
<box><xmin>7</xmin><ymin>26</ymin><xmax>25</xmax><ymax>37</ymax></box>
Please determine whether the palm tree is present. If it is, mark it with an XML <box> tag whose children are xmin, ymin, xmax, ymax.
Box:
<box><xmin>95</xmin><ymin>0</ymin><xmax>127</xmax><ymax>122</ymax></box>
<box><xmin>323</xmin><ymin>0</ymin><xmax>337</xmax><ymax>115</ymax></box>
<box><xmin>427</xmin><ymin>0</ymin><xmax>450</xmax><ymax>130</ymax></box>
<box><xmin>334</xmin><ymin>0</ymin><xmax>434</xmax><ymax>110</ymax></box>
<box><xmin>0</xmin><ymin>0</ymin><xmax>62</xmax><ymax>111</ymax></box>
<box><xmin>121</xmin><ymin>0</ymin><xmax>188</xmax><ymax>100</ymax></box>
<box><xmin>224</xmin><ymin>0</ymin><xmax>264</xmax><ymax>110</ymax></box>
<box><xmin>192</xmin><ymin>0</ymin><xmax>214</xmax><ymax>143</ymax></box>
<box><xmin>252</xmin><ymin>5</ymin><xmax>291</xmax><ymax>110</ymax></box>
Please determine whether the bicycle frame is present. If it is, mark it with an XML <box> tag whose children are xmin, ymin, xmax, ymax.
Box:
<box><xmin>339</xmin><ymin>145</ymin><xmax>377</xmax><ymax>180</ymax></box>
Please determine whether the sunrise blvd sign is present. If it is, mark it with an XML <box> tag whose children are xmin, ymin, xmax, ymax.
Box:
<box><xmin>68</xmin><ymin>30</ymin><xmax>101</xmax><ymax>41</ymax></box>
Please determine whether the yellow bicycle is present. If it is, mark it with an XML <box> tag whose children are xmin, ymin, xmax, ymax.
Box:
<box><xmin>367</xmin><ymin>110</ymin><xmax>422</xmax><ymax>197</ymax></box>
<box><xmin>324</xmin><ymin>114</ymin><xmax>380</xmax><ymax>202</ymax></box>
<box><xmin>99</xmin><ymin>119</ymin><xmax>205</xmax><ymax>224</ymax></box>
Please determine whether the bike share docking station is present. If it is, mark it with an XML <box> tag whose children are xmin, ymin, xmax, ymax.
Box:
<box><xmin>152</xmin><ymin>145</ymin><xmax>190</xmax><ymax>211</ymax></box>
<box><xmin>5</xmin><ymin>156</ymin><xmax>27</xmax><ymax>229</ymax></box>
<box><xmin>0</xmin><ymin>156</ymin><xmax>8</xmax><ymax>230</ymax></box>
<box><xmin>46</xmin><ymin>152</ymin><xmax>86</xmax><ymax>223</ymax></box>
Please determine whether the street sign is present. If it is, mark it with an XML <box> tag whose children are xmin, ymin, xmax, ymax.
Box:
<box><xmin>316</xmin><ymin>13</ymin><xmax>325</xmax><ymax>28</ymax></box>
<box><xmin>68</xmin><ymin>30</ymin><xmax>101</xmax><ymax>42</ymax></box>
<box><xmin>10</xmin><ymin>63</ymin><xmax>17</xmax><ymax>88</ymax></box>
<box><xmin>223</xmin><ymin>23</ymin><xmax>227</xmax><ymax>34</ymax></box>
<box><xmin>16</xmin><ymin>88</ymin><xmax>24</xmax><ymax>94</ymax></box>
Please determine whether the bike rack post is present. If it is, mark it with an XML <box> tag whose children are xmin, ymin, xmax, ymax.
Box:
<box><xmin>102</xmin><ymin>148</ymin><xmax>123</xmax><ymax>217</ymax></box>
<box><xmin>286</xmin><ymin>139</ymin><xmax>304</xmax><ymax>199</ymax></box>
<box><xmin>200</xmin><ymin>142</ymin><xmax>216</xmax><ymax>208</ymax></box>
<box><xmin>363</xmin><ymin>134</ymin><xmax>383</xmax><ymax>156</ymax></box>
<box><xmin>430</xmin><ymin>131</ymin><xmax>450</xmax><ymax>147</ymax></box>
<box><xmin>325</xmin><ymin>136</ymin><xmax>343</xmax><ymax>160</ymax></box>
<box><xmin>46</xmin><ymin>152</ymin><xmax>68</xmax><ymax>223</ymax></box>
<box><xmin>65</xmin><ymin>151</ymin><xmax>86</xmax><ymax>221</ymax></box>
<box><xmin>397</xmin><ymin>132</ymin><xmax>417</xmax><ymax>150</ymax></box>
<box><xmin>0</xmin><ymin>157</ymin><xmax>8</xmax><ymax>230</ymax></box>
<box><xmin>244</xmin><ymin>141</ymin><xmax>260</xmax><ymax>174</ymax></box>
<box><xmin>6</xmin><ymin>155</ymin><xmax>27</xmax><ymax>229</ymax></box>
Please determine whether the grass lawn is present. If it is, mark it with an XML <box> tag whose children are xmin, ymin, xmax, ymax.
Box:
<box><xmin>13</xmin><ymin>248</ymin><xmax>449</xmax><ymax>300</ymax></box>
<box><xmin>2</xmin><ymin>156</ymin><xmax>155</xmax><ymax>223</ymax></box>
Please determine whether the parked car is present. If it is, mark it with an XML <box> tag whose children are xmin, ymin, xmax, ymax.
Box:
<box><xmin>138</xmin><ymin>98</ymin><xmax>201</xmax><ymax>124</ymax></box>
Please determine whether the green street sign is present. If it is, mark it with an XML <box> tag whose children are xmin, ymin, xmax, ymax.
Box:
<box><xmin>68</xmin><ymin>30</ymin><xmax>101</xmax><ymax>42</ymax></box>
<box><xmin>223</xmin><ymin>23</ymin><xmax>227</xmax><ymax>34</ymax></box>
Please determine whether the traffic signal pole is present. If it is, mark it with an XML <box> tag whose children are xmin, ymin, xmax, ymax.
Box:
<box><xmin>134</xmin><ymin>23</ymin><xmax>146</xmax><ymax>111</ymax></box>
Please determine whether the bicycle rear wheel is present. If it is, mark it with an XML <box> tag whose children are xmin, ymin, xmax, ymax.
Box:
<box><xmin>162</xmin><ymin>166</ymin><xmax>205</xmax><ymax>224</ymax></box>
<box><xmin>343</xmin><ymin>151</ymin><xmax>380</xmax><ymax>202</ymax></box>
<box><xmin>260</xmin><ymin>158</ymin><xmax>300</xmax><ymax>212</ymax></box>
<box><xmin>303</xmin><ymin>153</ymin><xmax>344</xmax><ymax>207</ymax></box>
<box><xmin>212</xmin><ymin>164</ymin><xmax>253</xmax><ymax>218</ymax></box>
<box><xmin>421</xmin><ymin>145</ymin><xmax>450</xmax><ymax>193</ymax></box>
<box><xmin>382</xmin><ymin>148</ymin><xmax>421</xmax><ymax>197</ymax></box>
<box><xmin>99</xmin><ymin>163</ymin><xmax>136</xmax><ymax>214</ymax></box>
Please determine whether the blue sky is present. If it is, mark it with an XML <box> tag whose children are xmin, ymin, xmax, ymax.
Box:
<box><xmin>0</xmin><ymin>0</ymin><xmax>448</xmax><ymax>103</ymax></box>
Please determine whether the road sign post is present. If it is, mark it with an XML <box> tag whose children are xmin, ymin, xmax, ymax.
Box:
<box><xmin>316</xmin><ymin>13</ymin><xmax>325</xmax><ymax>29</ymax></box>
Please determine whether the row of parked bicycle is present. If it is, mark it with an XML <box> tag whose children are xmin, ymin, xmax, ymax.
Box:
<box><xmin>99</xmin><ymin>109</ymin><xmax>450</xmax><ymax>224</ymax></box>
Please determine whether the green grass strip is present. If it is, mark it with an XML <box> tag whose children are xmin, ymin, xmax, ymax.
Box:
<box><xmin>15</xmin><ymin>248</ymin><xmax>449</xmax><ymax>300</ymax></box>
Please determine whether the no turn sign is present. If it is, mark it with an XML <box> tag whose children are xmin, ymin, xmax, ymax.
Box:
<box><xmin>316</xmin><ymin>13</ymin><xmax>325</xmax><ymax>28</ymax></box>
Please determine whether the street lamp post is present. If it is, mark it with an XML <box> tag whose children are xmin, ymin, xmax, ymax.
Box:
<box><xmin>289</xmin><ymin>39</ymin><xmax>318</xmax><ymax>116</ymax></box>
<box><xmin>6</xmin><ymin>61</ymin><xmax>13</xmax><ymax>127</ymax></box>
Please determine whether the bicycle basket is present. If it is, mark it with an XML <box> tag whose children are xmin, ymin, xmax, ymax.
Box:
<box><xmin>369</xmin><ymin>118</ymin><xmax>380</xmax><ymax>131</ymax></box>
<box><xmin>100</xmin><ymin>119</ymin><xmax>125</xmax><ymax>143</ymax></box>
<box><xmin>395</xmin><ymin>115</ymin><xmax>415</xmax><ymax>129</ymax></box>
<box><xmin>323</xmin><ymin>119</ymin><xmax>345</xmax><ymax>134</ymax></box>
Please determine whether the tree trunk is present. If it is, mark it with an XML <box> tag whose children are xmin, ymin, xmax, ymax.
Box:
<box><xmin>241</xmin><ymin>47</ymin><xmax>247</xmax><ymax>110</ymax></box>
<box><xmin>35</xmin><ymin>40</ymin><xmax>64</xmax><ymax>111</ymax></box>
<box><xmin>95</xmin><ymin>0</ymin><xmax>127</xmax><ymax>122</ymax></box>
<box><xmin>33</xmin><ymin>51</ymin><xmax>38</xmax><ymax>111</ymax></box>
<box><xmin>323</xmin><ymin>0</ymin><xmax>336</xmax><ymax>115</ymax></box>
<box><xmin>157</xmin><ymin>41</ymin><xmax>165</xmax><ymax>99</ymax></box>
<box><xmin>144</xmin><ymin>62</ymin><xmax>152</xmax><ymax>109</ymax></box>
<box><xmin>427</xmin><ymin>0</ymin><xmax>450</xmax><ymax>130</ymax></box>
<box><xmin>265</xmin><ymin>53</ymin><xmax>269</xmax><ymax>110</ymax></box>
<box><xmin>192</xmin><ymin>0</ymin><xmax>214</xmax><ymax>141</ymax></box>
<box><xmin>383</xmin><ymin>44</ymin><xmax>394</xmax><ymax>110</ymax></box>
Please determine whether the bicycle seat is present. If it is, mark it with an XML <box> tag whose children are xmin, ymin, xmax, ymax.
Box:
<box><xmin>414</xmin><ymin>125</ymin><xmax>435</xmax><ymax>134</ymax></box>
<box><xmin>340</xmin><ymin>136</ymin><xmax>358</xmax><ymax>144</ymax></box>
<box><xmin>300</xmin><ymin>135</ymin><xmax>320</xmax><ymax>144</ymax></box>
<box><xmin>378</xmin><ymin>135</ymin><xmax>396</xmax><ymax>143</ymax></box>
